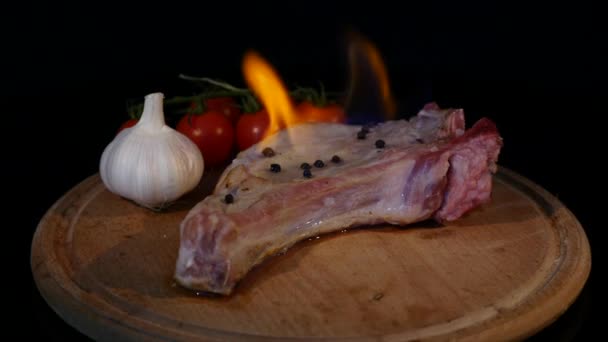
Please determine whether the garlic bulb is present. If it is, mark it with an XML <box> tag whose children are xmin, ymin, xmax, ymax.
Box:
<box><xmin>100</xmin><ymin>92</ymin><xmax>204</xmax><ymax>209</ymax></box>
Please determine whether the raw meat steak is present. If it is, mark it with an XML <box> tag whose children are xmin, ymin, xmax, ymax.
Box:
<box><xmin>175</xmin><ymin>103</ymin><xmax>503</xmax><ymax>294</ymax></box>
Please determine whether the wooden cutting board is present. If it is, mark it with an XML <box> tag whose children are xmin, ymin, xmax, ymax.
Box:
<box><xmin>31</xmin><ymin>167</ymin><xmax>590</xmax><ymax>341</ymax></box>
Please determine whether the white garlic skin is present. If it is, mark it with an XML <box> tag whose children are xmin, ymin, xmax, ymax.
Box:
<box><xmin>100</xmin><ymin>93</ymin><xmax>204</xmax><ymax>209</ymax></box>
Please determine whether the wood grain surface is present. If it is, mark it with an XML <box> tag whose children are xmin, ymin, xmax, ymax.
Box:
<box><xmin>31</xmin><ymin>167</ymin><xmax>591</xmax><ymax>341</ymax></box>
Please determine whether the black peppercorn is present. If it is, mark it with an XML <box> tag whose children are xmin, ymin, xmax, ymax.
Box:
<box><xmin>416</xmin><ymin>138</ymin><xmax>424</xmax><ymax>144</ymax></box>
<box><xmin>303</xmin><ymin>169</ymin><xmax>312</xmax><ymax>178</ymax></box>
<box><xmin>357</xmin><ymin>131</ymin><xmax>367</xmax><ymax>140</ymax></box>
<box><xmin>262</xmin><ymin>147</ymin><xmax>275</xmax><ymax>157</ymax></box>
<box><xmin>224</xmin><ymin>194</ymin><xmax>234</xmax><ymax>204</ymax></box>
<box><xmin>375</xmin><ymin>139</ymin><xmax>386</xmax><ymax>148</ymax></box>
<box><xmin>300</xmin><ymin>162</ymin><xmax>311</xmax><ymax>170</ymax></box>
<box><xmin>314</xmin><ymin>160</ymin><xmax>325</xmax><ymax>168</ymax></box>
<box><xmin>331</xmin><ymin>155</ymin><xmax>341</xmax><ymax>163</ymax></box>
<box><xmin>270</xmin><ymin>163</ymin><xmax>281</xmax><ymax>173</ymax></box>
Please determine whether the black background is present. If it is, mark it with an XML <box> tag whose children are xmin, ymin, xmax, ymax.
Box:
<box><xmin>6</xmin><ymin>2</ymin><xmax>602</xmax><ymax>340</ymax></box>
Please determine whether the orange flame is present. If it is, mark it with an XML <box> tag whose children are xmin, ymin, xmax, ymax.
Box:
<box><xmin>242</xmin><ymin>51</ymin><xmax>298</xmax><ymax>138</ymax></box>
<box><xmin>241</xmin><ymin>36</ymin><xmax>396</xmax><ymax>144</ymax></box>
<box><xmin>346</xmin><ymin>33</ymin><xmax>396</xmax><ymax>119</ymax></box>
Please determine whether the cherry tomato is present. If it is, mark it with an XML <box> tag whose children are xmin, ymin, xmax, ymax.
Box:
<box><xmin>296</xmin><ymin>102</ymin><xmax>346</xmax><ymax>124</ymax></box>
<box><xmin>177</xmin><ymin>111</ymin><xmax>235</xmax><ymax>167</ymax></box>
<box><xmin>205</xmin><ymin>97</ymin><xmax>241</xmax><ymax>125</ymax></box>
<box><xmin>236</xmin><ymin>109</ymin><xmax>270</xmax><ymax>151</ymax></box>
<box><xmin>117</xmin><ymin>118</ymin><xmax>138</xmax><ymax>134</ymax></box>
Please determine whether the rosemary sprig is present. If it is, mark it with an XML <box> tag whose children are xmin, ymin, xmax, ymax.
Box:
<box><xmin>126</xmin><ymin>75</ymin><xmax>344</xmax><ymax>118</ymax></box>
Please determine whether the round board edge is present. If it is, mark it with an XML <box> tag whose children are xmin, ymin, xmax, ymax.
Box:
<box><xmin>30</xmin><ymin>167</ymin><xmax>592</xmax><ymax>341</ymax></box>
